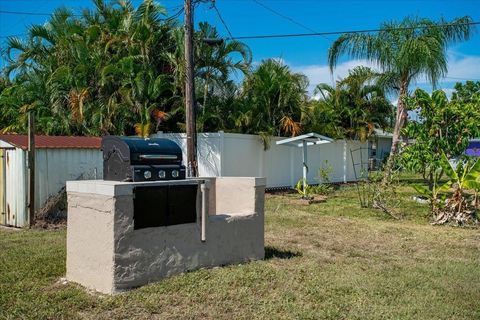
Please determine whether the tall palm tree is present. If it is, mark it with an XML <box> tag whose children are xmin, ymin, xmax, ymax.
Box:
<box><xmin>311</xmin><ymin>66</ymin><xmax>392</xmax><ymax>141</ymax></box>
<box><xmin>3</xmin><ymin>0</ymin><xmax>177</xmax><ymax>136</ymax></box>
<box><xmin>328</xmin><ymin>16</ymin><xmax>474</xmax><ymax>182</ymax></box>
<box><xmin>241</xmin><ymin>59</ymin><xmax>308</xmax><ymax>139</ymax></box>
<box><xmin>164</xmin><ymin>22</ymin><xmax>252</xmax><ymax>132</ymax></box>
<box><xmin>195</xmin><ymin>22</ymin><xmax>252</xmax><ymax>110</ymax></box>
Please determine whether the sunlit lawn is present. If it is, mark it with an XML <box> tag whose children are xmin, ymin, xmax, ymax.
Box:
<box><xmin>1</xmin><ymin>180</ymin><xmax>479</xmax><ymax>319</ymax></box>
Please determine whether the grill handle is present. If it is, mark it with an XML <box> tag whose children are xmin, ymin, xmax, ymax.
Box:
<box><xmin>138</xmin><ymin>154</ymin><xmax>178</xmax><ymax>160</ymax></box>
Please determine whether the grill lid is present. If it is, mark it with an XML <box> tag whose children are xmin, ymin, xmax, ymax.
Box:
<box><xmin>120</xmin><ymin>137</ymin><xmax>181</xmax><ymax>156</ymax></box>
<box><xmin>102</xmin><ymin>136</ymin><xmax>185</xmax><ymax>182</ymax></box>
<box><xmin>102</xmin><ymin>136</ymin><xmax>183</xmax><ymax>163</ymax></box>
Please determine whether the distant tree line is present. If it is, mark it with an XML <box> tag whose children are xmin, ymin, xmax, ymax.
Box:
<box><xmin>0</xmin><ymin>0</ymin><xmax>394</xmax><ymax>142</ymax></box>
<box><xmin>0</xmin><ymin>0</ymin><xmax>476</xmax><ymax>172</ymax></box>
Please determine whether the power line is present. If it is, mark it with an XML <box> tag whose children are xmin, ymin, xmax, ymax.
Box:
<box><xmin>0</xmin><ymin>6</ymin><xmax>185</xmax><ymax>39</ymax></box>
<box><xmin>0</xmin><ymin>5</ymin><xmax>184</xmax><ymax>18</ymax></box>
<box><xmin>0</xmin><ymin>9</ymin><xmax>81</xmax><ymax>16</ymax></box>
<box><xmin>212</xmin><ymin>3</ymin><xmax>234</xmax><ymax>40</ymax></box>
<box><xmin>226</xmin><ymin>21</ymin><xmax>480</xmax><ymax>40</ymax></box>
<box><xmin>444</xmin><ymin>76</ymin><xmax>480</xmax><ymax>81</ymax></box>
<box><xmin>0</xmin><ymin>34</ymin><xmax>25</xmax><ymax>39</ymax></box>
<box><xmin>251</xmin><ymin>0</ymin><xmax>329</xmax><ymax>40</ymax></box>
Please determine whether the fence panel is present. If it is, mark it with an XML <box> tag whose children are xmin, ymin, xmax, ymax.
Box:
<box><xmin>153</xmin><ymin>132</ymin><xmax>368</xmax><ymax>188</ymax></box>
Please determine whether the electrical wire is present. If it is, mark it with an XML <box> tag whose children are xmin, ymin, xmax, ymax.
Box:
<box><xmin>226</xmin><ymin>21</ymin><xmax>480</xmax><ymax>40</ymax></box>
<box><xmin>2</xmin><ymin>8</ymin><xmax>479</xmax><ymax>41</ymax></box>
<box><xmin>251</xmin><ymin>0</ymin><xmax>330</xmax><ymax>41</ymax></box>
<box><xmin>0</xmin><ymin>6</ymin><xmax>186</xmax><ymax>39</ymax></box>
<box><xmin>163</xmin><ymin>7</ymin><xmax>184</xmax><ymax>21</ymax></box>
<box><xmin>212</xmin><ymin>3</ymin><xmax>234</xmax><ymax>40</ymax></box>
<box><xmin>0</xmin><ymin>9</ymin><xmax>81</xmax><ymax>16</ymax></box>
<box><xmin>444</xmin><ymin>76</ymin><xmax>480</xmax><ymax>81</ymax></box>
<box><xmin>0</xmin><ymin>4</ymin><xmax>184</xmax><ymax>19</ymax></box>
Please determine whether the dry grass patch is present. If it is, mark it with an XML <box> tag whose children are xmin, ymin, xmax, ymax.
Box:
<box><xmin>1</xmin><ymin>183</ymin><xmax>479</xmax><ymax>319</ymax></box>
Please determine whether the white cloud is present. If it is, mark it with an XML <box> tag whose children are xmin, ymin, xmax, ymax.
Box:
<box><xmin>291</xmin><ymin>59</ymin><xmax>379</xmax><ymax>94</ymax></box>
<box><xmin>441</xmin><ymin>88</ymin><xmax>455</xmax><ymax>98</ymax></box>
<box><xmin>413</xmin><ymin>52</ymin><xmax>480</xmax><ymax>85</ymax></box>
<box><xmin>288</xmin><ymin>51</ymin><xmax>480</xmax><ymax>96</ymax></box>
<box><xmin>445</xmin><ymin>52</ymin><xmax>480</xmax><ymax>80</ymax></box>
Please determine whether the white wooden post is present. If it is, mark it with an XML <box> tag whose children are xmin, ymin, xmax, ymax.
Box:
<box><xmin>302</xmin><ymin>140</ymin><xmax>307</xmax><ymax>194</ymax></box>
<box><xmin>290</xmin><ymin>147</ymin><xmax>294</xmax><ymax>187</ymax></box>
<box><xmin>219</xmin><ymin>131</ymin><xmax>225</xmax><ymax>177</ymax></box>
<box><xmin>343</xmin><ymin>140</ymin><xmax>347</xmax><ymax>183</ymax></box>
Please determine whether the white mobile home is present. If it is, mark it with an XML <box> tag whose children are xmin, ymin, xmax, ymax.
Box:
<box><xmin>0</xmin><ymin>135</ymin><xmax>102</xmax><ymax>227</ymax></box>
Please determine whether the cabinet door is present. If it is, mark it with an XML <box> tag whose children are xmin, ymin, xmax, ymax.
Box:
<box><xmin>133</xmin><ymin>184</ymin><xmax>198</xmax><ymax>230</ymax></box>
<box><xmin>133</xmin><ymin>185</ymin><xmax>168</xmax><ymax>229</ymax></box>
<box><xmin>167</xmin><ymin>185</ymin><xmax>197</xmax><ymax>226</ymax></box>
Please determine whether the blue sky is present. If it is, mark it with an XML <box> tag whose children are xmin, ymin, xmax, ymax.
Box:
<box><xmin>1</xmin><ymin>0</ymin><xmax>479</xmax><ymax>96</ymax></box>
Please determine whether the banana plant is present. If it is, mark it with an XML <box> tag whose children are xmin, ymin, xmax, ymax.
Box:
<box><xmin>295</xmin><ymin>179</ymin><xmax>312</xmax><ymax>200</ymax></box>
<box><xmin>413</xmin><ymin>167</ymin><xmax>448</xmax><ymax>211</ymax></box>
<box><xmin>440</xmin><ymin>152</ymin><xmax>480</xmax><ymax>193</ymax></box>
<box><xmin>414</xmin><ymin>152</ymin><xmax>480</xmax><ymax>219</ymax></box>
<box><xmin>433</xmin><ymin>152</ymin><xmax>480</xmax><ymax>224</ymax></box>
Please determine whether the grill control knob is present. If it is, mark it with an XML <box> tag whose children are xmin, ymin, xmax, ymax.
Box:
<box><xmin>143</xmin><ymin>170</ymin><xmax>152</xmax><ymax>180</ymax></box>
<box><xmin>171</xmin><ymin>170</ymin><xmax>179</xmax><ymax>178</ymax></box>
<box><xmin>158</xmin><ymin>170</ymin><xmax>166</xmax><ymax>179</ymax></box>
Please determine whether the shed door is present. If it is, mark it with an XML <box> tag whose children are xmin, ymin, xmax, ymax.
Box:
<box><xmin>0</xmin><ymin>149</ymin><xmax>5</xmax><ymax>225</ymax></box>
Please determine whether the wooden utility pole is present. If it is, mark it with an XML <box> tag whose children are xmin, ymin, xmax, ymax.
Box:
<box><xmin>184</xmin><ymin>0</ymin><xmax>198</xmax><ymax>177</ymax></box>
<box><xmin>28</xmin><ymin>112</ymin><xmax>35</xmax><ymax>227</ymax></box>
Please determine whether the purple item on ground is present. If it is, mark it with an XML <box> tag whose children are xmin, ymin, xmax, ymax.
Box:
<box><xmin>465</xmin><ymin>141</ymin><xmax>480</xmax><ymax>157</ymax></box>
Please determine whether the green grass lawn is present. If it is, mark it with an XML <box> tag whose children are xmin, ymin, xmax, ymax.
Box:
<box><xmin>1</xmin><ymin>182</ymin><xmax>479</xmax><ymax>319</ymax></box>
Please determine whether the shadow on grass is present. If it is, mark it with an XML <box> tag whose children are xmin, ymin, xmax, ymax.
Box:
<box><xmin>264</xmin><ymin>246</ymin><xmax>302</xmax><ymax>260</ymax></box>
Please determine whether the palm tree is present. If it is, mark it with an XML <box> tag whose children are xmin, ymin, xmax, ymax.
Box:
<box><xmin>241</xmin><ymin>59</ymin><xmax>308</xmax><ymax>139</ymax></box>
<box><xmin>195</xmin><ymin>22</ymin><xmax>252</xmax><ymax>111</ymax></box>
<box><xmin>3</xmin><ymin>0</ymin><xmax>177</xmax><ymax>136</ymax></box>
<box><xmin>328</xmin><ymin>16</ymin><xmax>474</xmax><ymax>183</ymax></box>
<box><xmin>310</xmin><ymin>66</ymin><xmax>392</xmax><ymax>141</ymax></box>
<box><xmin>164</xmin><ymin>22</ymin><xmax>252</xmax><ymax>132</ymax></box>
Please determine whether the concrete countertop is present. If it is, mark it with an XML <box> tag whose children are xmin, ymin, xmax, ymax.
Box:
<box><xmin>67</xmin><ymin>177</ymin><xmax>266</xmax><ymax>197</ymax></box>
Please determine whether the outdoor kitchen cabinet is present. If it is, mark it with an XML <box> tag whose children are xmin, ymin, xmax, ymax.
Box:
<box><xmin>66</xmin><ymin>177</ymin><xmax>266</xmax><ymax>294</ymax></box>
<box><xmin>133</xmin><ymin>184</ymin><xmax>198</xmax><ymax>229</ymax></box>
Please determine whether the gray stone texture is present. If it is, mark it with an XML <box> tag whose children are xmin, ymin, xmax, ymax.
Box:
<box><xmin>66</xmin><ymin>177</ymin><xmax>265</xmax><ymax>294</ymax></box>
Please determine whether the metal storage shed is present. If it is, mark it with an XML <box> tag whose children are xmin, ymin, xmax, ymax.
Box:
<box><xmin>0</xmin><ymin>135</ymin><xmax>102</xmax><ymax>227</ymax></box>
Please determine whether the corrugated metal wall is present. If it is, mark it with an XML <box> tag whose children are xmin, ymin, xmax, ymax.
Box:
<box><xmin>5</xmin><ymin>148</ymin><xmax>27</xmax><ymax>227</ymax></box>
<box><xmin>0</xmin><ymin>149</ymin><xmax>5</xmax><ymax>225</ymax></box>
<box><xmin>35</xmin><ymin>149</ymin><xmax>103</xmax><ymax>211</ymax></box>
<box><xmin>1</xmin><ymin>147</ymin><xmax>102</xmax><ymax>227</ymax></box>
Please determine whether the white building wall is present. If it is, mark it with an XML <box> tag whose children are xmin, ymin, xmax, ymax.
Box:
<box><xmin>3</xmin><ymin>133</ymin><xmax>369</xmax><ymax>227</ymax></box>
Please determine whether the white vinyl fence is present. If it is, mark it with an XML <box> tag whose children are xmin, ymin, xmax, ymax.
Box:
<box><xmin>152</xmin><ymin>132</ymin><xmax>368</xmax><ymax>188</ymax></box>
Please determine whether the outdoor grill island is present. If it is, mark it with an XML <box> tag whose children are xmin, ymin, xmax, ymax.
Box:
<box><xmin>66</xmin><ymin>136</ymin><xmax>265</xmax><ymax>294</ymax></box>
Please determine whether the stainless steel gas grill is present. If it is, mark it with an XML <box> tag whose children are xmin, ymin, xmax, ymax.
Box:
<box><xmin>102</xmin><ymin>136</ymin><xmax>186</xmax><ymax>182</ymax></box>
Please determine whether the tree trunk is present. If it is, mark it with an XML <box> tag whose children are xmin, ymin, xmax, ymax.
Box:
<box><xmin>203</xmin><ymin>74</ymin><xmax>209</xmax><ymax>116</ymax></box>
<box><xmin>382</xmin><ymin>79</ymin><xmax>408</xmax><ymax>185</ymax></box>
